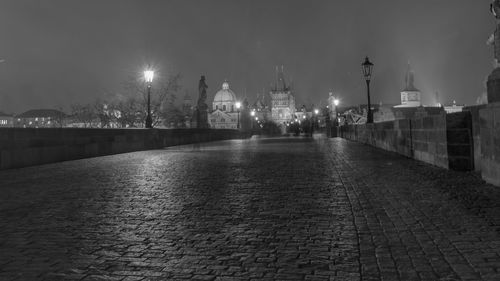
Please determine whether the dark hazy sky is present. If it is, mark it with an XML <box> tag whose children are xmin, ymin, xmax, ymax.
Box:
<box><xmin>0</xmin><ymin>0</ymin><xmax>494</xmax><ymax>113</ymax></box>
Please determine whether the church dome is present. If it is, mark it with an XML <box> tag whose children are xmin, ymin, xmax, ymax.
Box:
<box><xmin>214</xmin><ymin>81</ymin><xmax>236</xmax><ymax>103</ymax></box>
<box><xmin>213</xmin><ymin>81</ymin><xmax>237</xmax><ymax>112</ymax></box>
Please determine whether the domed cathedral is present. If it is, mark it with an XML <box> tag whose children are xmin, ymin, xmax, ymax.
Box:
<box><xmin>269</xmin><ymin>66</ymin><xmax>296</xmax><ymax>132</ymax></box>
<box><xmin>209</xmin><ymin>80</ymin><xmax>240</xmax><ymax>129</ymax></box>
<box><xmin>212</xmin><ymin>80</ymin><xmax>237</xmax><ymax>112</ymax></box>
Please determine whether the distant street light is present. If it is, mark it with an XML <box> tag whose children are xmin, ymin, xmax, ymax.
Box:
<box><xmin>334</xmin><ymin>99</ymin><xmax>339</xmax><ymax>125</ymax></box>
<box><xmin>314</xmin><ymin>109</ymin><xmax>319</xmax><ymax>115</ymax></box>
<box><xmin>144</xmin><ymin>70</ymin><xmax>154</xmax><ymax>128</ymax></box>
<box><xmin>235</xmin><ymin>102</ymin><xmax>241</xmax><ymax>129</ymax></box>
<box><xmin>362</xmin><ymin>56</ymin><xmax>374</xmax><ymax>123</ymax></box>
<box><xmin>250</xmin><ymin>110</ymin><xmax>255</xmax><ymax>130</ymax></box>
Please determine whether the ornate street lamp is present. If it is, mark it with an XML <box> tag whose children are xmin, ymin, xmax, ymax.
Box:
<box><xmin>250</xmin><ymin>110</ymin><xmax>255</xmax><ymax>130</ymax></box>
<box><xmin>362</xmin><ymin>57</ymin><xmax>374</xmax><ymax>123</ymax></box>
<box><xmin>235</xmin><ymin>101</ymin><xmax>241</xmax><ymax>129</ymax></box>
<box><xmin>334</xmin><ymin>98</ymin><xmax>339</xmax><ymax>125</ymax></box>
<box><xmin>144</xmin><ymin>70</ymin><xmax>154</xmax><ymax>128</ymax></box>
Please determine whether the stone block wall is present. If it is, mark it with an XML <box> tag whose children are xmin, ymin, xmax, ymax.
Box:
<box><xmin>465</xmin><ymin>105</ymin><xmax>488</xmax><ymax>172</ymax></box>
<box><xmin>340</xmin><ymin>112</ymin><xmax>473</xmax><ymax>171</ymax></box>
<box><xmin>446</xmin><ymin>112</ymin><xmax>473</xmax><ymax>171</ymax></box>
<box><xmin>479</xmin><ymin>103</ymin><xmax>500</xmax><ymax>186</ymax></box>
<box><xmin>0</xmin><ymin>128</ymin><xmax>247</xmax><ymax>170</ymax></box>
<box><xmin>410</xmin><ymin>114</ymin><xmax>448</xmax><ymax>169</ymax></box>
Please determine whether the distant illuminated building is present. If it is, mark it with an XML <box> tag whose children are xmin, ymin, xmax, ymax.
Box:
<box><xmin>394</xmin><ymin>62</ymin><xmax>421</xmax><ymax>108</ymax></box>
<box><xmin>251</xmin><ymin>91</ymin><xmax>271</xmax><ymax>122</ymax></box>
<box><xmin>374</xmin><ymin>64</ymin><xmax>444</xmax><ymax>122</ymax></box>
<box><xmin>209</xmin><ymin>81</ymin><xmax>240</xmax><ymax>129</ymax></box>
<box><xmin>443</xmin><ymin>101</ymin><xmax>464</xmax><ymax>114</ymax></box>
<box><xmin>0</xmin><ymin>112</ymin><xmax>13</xmax><ymax>127</ymax></box>
<box><xmin>15</xmin><ymin>109</ymin><xmax>67</xmax><ymax>128</ymax></box>
<box><xmin>269</xmin><ymin>66</ymin><xmax>296</xmax><ymax>131</ymax></box>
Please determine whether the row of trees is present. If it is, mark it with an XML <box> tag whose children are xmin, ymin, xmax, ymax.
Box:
<box><xmin>69</xmin><ymin>73</ymin><xmax>191</xmax><ymax>128</ymax></box>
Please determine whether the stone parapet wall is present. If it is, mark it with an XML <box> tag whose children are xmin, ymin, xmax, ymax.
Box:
<box><xmin>340</xmin><ymin>112</ymin><xmax>473</xmax><ymax>171</ymax></box>
<box><xmin>0</xmin><ymin>128</ymin><xmax>247</xmax><ymax>170</ymax></box>
<box><xmin>465</xmin><ymin>105</ymin><xmax>488</xmax><ymax>172</ymax></box>
<box><xmin>410</xmin><ymin>114</ymin><xmax>449</xmax><ymax>169</ymax></box>
<box><xmin>479</xmin><ymin>103</ymin><xmax>500</xmax><ymax>186</ymax></box>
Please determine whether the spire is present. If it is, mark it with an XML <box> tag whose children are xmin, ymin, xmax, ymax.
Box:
<box><xmin>404</xmin><ymin>61</ymin><xmax>418</xmax><ymax>91</ymax></box>
<box><xmin>276</xmin><ymin>65</ymin><xmax>287</xmax><ymax>91</ymax></box>
<box><xmin>275</xmin><ymin>66</ymin><xmax>279</xmax><ymax>91</ymax></box>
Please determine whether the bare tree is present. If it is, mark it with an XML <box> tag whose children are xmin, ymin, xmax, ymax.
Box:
<box><xmin>94</xmin><ymin>99</ymin><xmax>114</xmax><ymax>128</ymax></box>
<box><xmin>122</xmin><ymin>72</ymin><xmax>182</xmax><ymax>128</ymax></box>
<box><xmin>113</xmin><ymin>97</ymin><xmax>142</xmax><ymax>128</ymax></box>
<box><xmin>70</xmin><ymin>103</ymin><xmax>97</xmax><ymax>128</ymax></box>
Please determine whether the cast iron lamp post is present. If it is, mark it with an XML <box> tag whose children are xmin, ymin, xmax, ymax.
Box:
<box><xmin>314</xmin><ymin>108</ymin><xmax>319</xmax><ymax>132</ymax></box>
<box><xmin>235</xmin><ymin>101</ymin><xmax>241</xmax><ymax>129</ymax></box>
<box><xmin>250</xmin><ymin>110</ymin><xmax>255</xmax><ymax>130</ymax></box>
<box><xmin>362</xmin><ymin>57</ymin><xmax>374</xmax><ymax>124</ymax></box>
<box><xmin>144</xmin><ymin>70</ymin><xmax>154</xmax><ymax>128</ymax></box>
<box><xmin>334</xmin><ymin>98</ymin><xmax>339</xmax><ymax>126</ymax></box>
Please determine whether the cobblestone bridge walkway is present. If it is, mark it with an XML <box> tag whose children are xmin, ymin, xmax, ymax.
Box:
<box><xmin>1</xmin><ymin>136</ymin><xmax>500</xmax><ymax>281</ymax></box>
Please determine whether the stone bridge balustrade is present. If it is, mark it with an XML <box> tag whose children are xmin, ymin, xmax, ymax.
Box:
<box><xmin>0</xmin><ymin>128</ymin><xmax>248</xmax><ymax>170</ymax></box>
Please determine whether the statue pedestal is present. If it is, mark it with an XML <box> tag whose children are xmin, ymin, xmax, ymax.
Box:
<box><xmin>479</xmin><ymin>102</ymin><xmax>500</xmax><ymax>186</ymax></box>
<box><xmin>196</xmin><ymin>103</ymin><xmax>209</xmax><ymax>129</ymax></box>
<box><xmin>487</xmin><ymin>67</ymin><xmax>500</xmax><ymax>103</ymax></box>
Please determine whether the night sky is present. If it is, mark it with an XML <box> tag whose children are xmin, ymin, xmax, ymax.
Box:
<box><xmin>0</xmin><ymin>0</ymin><xmax>494</xmax><ymax>113</ymax></box>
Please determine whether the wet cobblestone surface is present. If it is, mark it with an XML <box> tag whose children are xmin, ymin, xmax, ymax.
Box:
<box><xmin>1</xmin><ymin>136</ymin><xmax>500</xmax><ymax>280</ymax></box>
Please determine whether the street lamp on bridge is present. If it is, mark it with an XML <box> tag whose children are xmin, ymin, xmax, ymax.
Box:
<box><xmin>362</xmin><ymin>57</ymin><xmax>374</xmax><ymax>124</ymax></box>
<box><xmin>235</xmin><ymin>101</ymin><xmax>241</xmax><ymax>129</ymax></box>
<box><xmin>334</xmin><ymin>98</ymin><xmax>339</xmax><ymax>125</ymax></box>
<box><xmin>144</xmin><ymin>70</ymin><xmax>154</xmax><ymax>128</ymax></box>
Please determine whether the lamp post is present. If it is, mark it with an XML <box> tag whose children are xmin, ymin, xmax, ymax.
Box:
<box><xmin>250</xmin><ymin>110</ymin><xmax>255</xmax><ymax>131</ymax></box>
<box><xmin>235</xmin><ymin>101</ymin><xmax>241</xmax><ymax>129</ymax></box>
<box><xmin>362</xmin><ymin>56</ymin><xmax>374</xmax><ymax>124</ymax></box>
<box><xmin>334</xmin><ymin>98</ymin><xmax>339</xmax><ymax>126</ymax></box>
<box><xmin>144</xmin><ymin>70</ymin><xmax>154</xmax><ymax>128</ymax></box>
<box><xmin>313</xmin><ymin>108</ymin><xmax>319</xmax><ymax>133</ymax></box>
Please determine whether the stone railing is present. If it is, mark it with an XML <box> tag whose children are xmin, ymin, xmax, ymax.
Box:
<box><xmin>339</xmin><ymin>111</ymin><xmax>473</xmax><ymax>171</ymax></box>
<box><xmin>0</xmin><ymin>128</ymin><xmax>248</xmax><ymax>170</ymax></box>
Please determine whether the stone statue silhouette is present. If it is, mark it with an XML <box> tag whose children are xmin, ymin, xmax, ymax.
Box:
<box><xmin>489</xmin><ymin>0</ymin><xmax>500</xmax><ymax>66</ymax></box>
<box><xmin>196</xmin><ymin>75</ymin><xmax>209</xmax><ymax>128</ymax></box>
<box><xmin>198</xmin><ymin>75</ymin><xmax>208</xmax><ymax>104</ymax></box>
<box><xmin>404</xmin><ymin>62</ymin><xmax>417</xmax><ymax>91</ymax></box>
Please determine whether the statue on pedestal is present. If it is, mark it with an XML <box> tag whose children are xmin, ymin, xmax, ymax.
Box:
<box><xmin>488</xmin><ymin>0</ymin><xmax>500</xmax><ymax>67</ymax></box>
<box><xmin>196</xmin><ymin>75</ymin><xmax>209</xmax><ymax>128</ymax></box>
<box><xmin>487</xmin><ymin>0</ymin><xmax>500</xmax><ymax>103</ymax></box>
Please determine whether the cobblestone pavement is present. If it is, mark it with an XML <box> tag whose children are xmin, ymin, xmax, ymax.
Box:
<box><xmin>1</xmin><ymin>136</ymin><xmax>500</xmax><ymax>281</ymax></box>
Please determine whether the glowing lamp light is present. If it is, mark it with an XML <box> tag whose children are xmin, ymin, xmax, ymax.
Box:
<box><xmin>362</xmin><ymin>56</ymin><xmax>373</xmax><ymax>81</ymax></box>
<box><xmin>302</xmin><ymin>115</ymin><xmax>306</xmax><ymax>119</ymax></box>
<box><xmin>144</xmin><ymin>70</ymin><xmax>154</xmax><ymax>83</ymax></box>
<box><xmin>251</xmin><ymin>111</ymin><xmax>255</xmax><ymax>116</ymax></box>
<box><xmin>235</xmin><ymin>102</ymin><xmax>241</xmax><ymax>109</ymax></box>
<box><xmin>314</xmin><ymin>109</ymin><xmax>319</xmax><ymax>115</ymax></box>
<box><xmin>334</xmin><ymin>99</ymin><xmax>339</xmax><ymax>106</ymax></box>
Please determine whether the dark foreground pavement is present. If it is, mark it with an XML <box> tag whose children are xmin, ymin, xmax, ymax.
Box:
<box><xmin>1</xmin><ymin>136</ymin><xmax>500</xmax><ymax>281</ymax></box>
